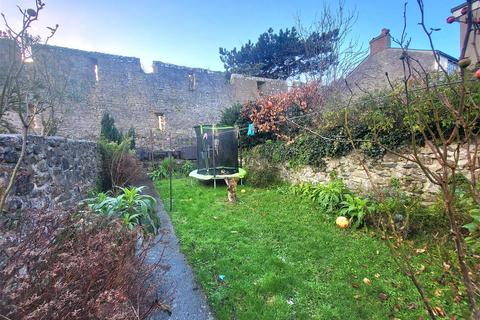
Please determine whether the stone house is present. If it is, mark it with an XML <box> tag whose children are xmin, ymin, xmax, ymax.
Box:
<box><xmin>451</xmin><ymin>1</ymin><xmax>480</xmax><ymax>66</ymax></box>
<box><xmin>345</xmin><ymin>28</ymin><xmax>458</xmax><ymax>96</ymax></box>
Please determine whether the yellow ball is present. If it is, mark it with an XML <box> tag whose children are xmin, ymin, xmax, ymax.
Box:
<box><xmin>336</xmin><ymin>216</ymin><xmax>349</xmax><ymax>229</ymax></box>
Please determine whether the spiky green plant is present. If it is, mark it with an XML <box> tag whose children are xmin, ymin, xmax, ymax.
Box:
<box><xmin>86</xmin><ymin>186</ymin><xmax>159</xmax><ymax>235</ymax></box>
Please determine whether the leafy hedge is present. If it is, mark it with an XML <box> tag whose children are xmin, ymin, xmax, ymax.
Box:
<box><xmin>241</xmin><ymin>74</ymin><xmax>480</xmax><ymax>169</ymax></box>
<box><xmin>245</xmin><ymin>126</ymin><xmax>357</xmax><ymax>169</ymax></box>
<box><xmin>244</xmin><ymin>159</ymin><xmax>282</xmax><ymax>187</ymax></box>
<box><xmin>239</xmin><ymin>88</ymin><xmax>408</xmax><ymax>168</ymax></box>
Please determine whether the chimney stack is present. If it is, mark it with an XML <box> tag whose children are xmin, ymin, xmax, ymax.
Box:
<box><xmin>369</xmin><ymin>28</ymin><xmax>391</xmax><ymax>55</ymax></box>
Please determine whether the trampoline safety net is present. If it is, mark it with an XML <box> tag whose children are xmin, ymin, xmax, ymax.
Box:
<box><xmin>194</xmin><ymin>125</ymin><xmax>239</xmax><ymax>176</ymax></box>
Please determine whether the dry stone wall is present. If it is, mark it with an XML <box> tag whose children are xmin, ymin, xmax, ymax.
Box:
<box><xmin>278</xmin><ymin>144</ymin><xmax>479</xmax><ymax>202</ymax></box>
<box><xmin>0</xmin><ymin>134</ymin><xmax>101</xmax><ymax>213</ymax></box>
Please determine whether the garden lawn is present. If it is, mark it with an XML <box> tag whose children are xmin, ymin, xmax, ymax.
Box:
<box><xmin>155</xmin><ymin>179</ymin><xmax>449</xmax><ymax>319</ymax></box>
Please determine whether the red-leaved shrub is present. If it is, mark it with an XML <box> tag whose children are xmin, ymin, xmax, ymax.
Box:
<box><xmin>242</xmin><ymin>81</ymin><xmax>322</xmax><ymax>140</ymax></box>
<box><xmin>0</xmin><ymin>209</ymin><xmax>167</xmax><ymax>320</ymax></box>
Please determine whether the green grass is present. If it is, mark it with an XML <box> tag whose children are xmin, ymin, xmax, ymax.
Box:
<box><xmin>155</xmin><ymin>179</ymin><xmax>466</xmax><ymax>319</ymax></box>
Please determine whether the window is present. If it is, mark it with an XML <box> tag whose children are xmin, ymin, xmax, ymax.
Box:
<box><xmin>90</xmin><ymin>57</ymin><xmax>99</xmax><ymax>82</ymax></box>
<box><xmin>156</xmin><ymin>113</ymin><xmax>166</xmax><ymax>131</ymax></box>
<box><xmin>256</xmin><ymin>81</ymin><xmax>266</xmax><ymax>93</ymax></box>
<box><xmin>447</xmin><ymin>60</ymin><xmax>457</xmax><ymax>74</ymax></box>
<box><xmin>94</xmin><ymin>64</ymin><xmax>99</xmax><ymax>82</ymax></box>
<box><xmin>435</xmin><ymin>55</ymin><xmax>457</xmax><ymax>75</ymax></box>
<box><xmin>188</xmin><ymin>73</ymin><xmax>196</xmax><ymax>90</ymax></box>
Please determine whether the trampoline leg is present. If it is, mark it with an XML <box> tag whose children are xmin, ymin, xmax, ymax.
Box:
<box><xmin>214</xmin><ymin>179</ymin><xmax>216</xmax><ymax>189</ymax></box>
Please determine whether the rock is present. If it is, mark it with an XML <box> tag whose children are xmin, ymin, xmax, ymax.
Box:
<box><xmin>7</xmin><ymin>198</ymin><xmax>22</xmax><ymax>211</ymax></box>
<box><xmin>381</xmin><ymin>162</ymin><xmax>397</xmax><ymax>168</ymax></box>
<box><xmin>13</xmin><ymin>173</ymin><xmax>34</xmax><ymax>196</ymax></box>
<box><xmin>61</xmin><ymin>158</ymin><xmax>70</xmax><ymax>170</ymax></box>
<box><xmin>35</xmin><ymin>159</ymin><xmax>48</xmax><ymax>173</ymax></box>
<box><xmin>3</xmin><ymin>148</ymin><xmax>19</xmax><ymax>163</ymax></box>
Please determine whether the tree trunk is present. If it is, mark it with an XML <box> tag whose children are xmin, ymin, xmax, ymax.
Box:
<box><xmin>224</xmin><ymin>178</ymin><xmax>239</xmax><ymax>203</ymax></box>
<box><xmin>0</xmin><ymin>126</ymin><xmax>28</xmax><ymax>213</ymax></box>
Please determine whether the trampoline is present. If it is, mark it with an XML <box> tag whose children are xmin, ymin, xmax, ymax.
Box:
<box><xmin>189</xmin><ymin>124</ymin><xmax>246</xmax><ymax>181</ymax></box>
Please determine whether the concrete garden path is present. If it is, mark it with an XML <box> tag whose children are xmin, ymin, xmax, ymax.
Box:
<box><xmin>138</xmin><ymin>177</ymin><xmax>213</xmax><ymax>320</ymax></box>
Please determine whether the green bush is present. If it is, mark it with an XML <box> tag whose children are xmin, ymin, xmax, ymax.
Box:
<box><xmin>245</xmin><ymin>128</ymin><xmax>355</xmax><ymax>169</ymax></box>
<box><xmin>100</xmin><ymin>113</ymin><xmax>136</xmax><ymax>149</ymax></box>
<box><xmin>99</xmin><ymin>139</ymin><xmax>119</xmax><ymax>191</ymax></box>
<box><xmin>464</xmin><ymin>209</ymin><xmax>480</xmax><ymax>253</ymax></box>
<box><xmin>126</xmin><ymin>127</ymin><xmax>136</xmax><ymax>150</ymax></box>
<box><xmin>87</xmin><ymin>186</ymin><xmax>160</xmax><ymax>235</ymax></box>
<box><xmin>149</xmin><ymin>158</ymin><xmax>175</xmax><ymax>180</ymax></box>
<box><xmin>291</xmin><ymin>178</ymin><xmax>351</xmax><ymax>214</ymax></box>
<box><xmin>247</xmin><ymin>140</ymin><xmax>286</xmax><ymax>163</ymax></box>
<box><xmin>287</xmin><ymin>178</ymin><xmax>372</xmax><ymax>228</ymax></box>
<box><xmin>180</xmin><ymin>160</ymin><xmax>196</xmax><ymax>176</ymax></box>
<box><xmin>340</xmin><ymin>194</ymin><xmax>374</xmax><ymax>228</ymax></box>
<box><xmin>365</xmin><ymin>180</ymin><xmax>441</xmax><ymax>238</ymax></box>
<box><xmin>453</xmin><ymin>174</ymin><xmax>480</xmax><ymax>253</ymax></box>
<box><xmin>100</xmin><ymin>113</ymin><xmax>123</xmax><ymax>144</ymax></box>
<box><xmin>149</xmin><ymin>159</ymin><xmax>196</xmax><ymax>181</ymax></box>
<box><xmin>219</xmin><ymin>103</ymin><xmax>242</xmax><ymax>126</ymax></box>
<box><xmin>245</xmin><ymin>162</ymin><xmax>281</xmax><ymax>188</ymax></box>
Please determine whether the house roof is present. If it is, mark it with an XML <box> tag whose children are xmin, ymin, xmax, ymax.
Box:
<box><xmin>433</xmin><ymin>50</ymin><xmax>458</xmax><ymax>62</ymax></box>
<box><xmin>344</xmin><ymin>47</ymin><xmax>458</xmax><ymax>96</ymax></box>
<box><xmin>347</xmin><ymin>47</ymin><xmax>457</xmax><ymax>80</ymax></box>
<box><xmin>391</xmin><ymin>48</ymin><xmax>458</xmax><ymax>62</ymax></box>
<box><xmin>451</xmin><ymin>1</ymin><xmax>480</xmax><ymax>14</ymax></box>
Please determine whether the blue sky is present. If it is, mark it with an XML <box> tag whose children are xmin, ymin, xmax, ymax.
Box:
<box><xmin>0</xmin><ymin>0</ymin><xmax>462</xmax><ymax>71</ymax></box>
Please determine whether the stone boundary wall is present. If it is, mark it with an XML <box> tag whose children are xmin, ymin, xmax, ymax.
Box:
<box><xmin>0</xmin><ymin>39</ymin><xmax>287</xmax><ymax>150</ymax></box>
<box><xmin>0</xmin><ymin>134</ymin><xmax>101</xmax><ymax>213</ymax></box>
<box><xmin>274</xmin><ymin>144</ymin><xmax>479</xmax><ymax>202</ymax></box>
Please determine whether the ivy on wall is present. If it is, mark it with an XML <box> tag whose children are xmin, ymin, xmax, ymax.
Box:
<box><xmin>243</xmin><ymin>74</ymin><xmax>480</xmax><ymax>168</ymax></box>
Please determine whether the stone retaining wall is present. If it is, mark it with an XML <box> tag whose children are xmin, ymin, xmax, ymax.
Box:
<box><xmin>0</xmin><ymin>134</ymin><xmax>101</xmax><ymax>212</ymax></box>
<box><xmin>260</xmin><ymin>144</ymin><xmax>479</xmax><ymax>202</ymax></box>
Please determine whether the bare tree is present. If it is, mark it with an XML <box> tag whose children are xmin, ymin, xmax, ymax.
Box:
<box><xmin>0</xmin><ymin>0</ymin><xmax>58</xmax><ymax>213</ymax></box>
<box><xmin>34</xmin><ymin>51</ymin><xmax>71</xmax><ymax>136</ymax></box>
<box><xmin>295</xmin><ymin>0</ymin><xmax>367</xmax><ymax>87</ymax></box>
<box><xmin>393</xmin><ymin>1</ymin><xmax>479</xmax><ymax>317</ymax></box>
<box><xmin>341</xmin><ymin>0</ymin><xmax>480</xmax><ymax>318</ymax></box>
